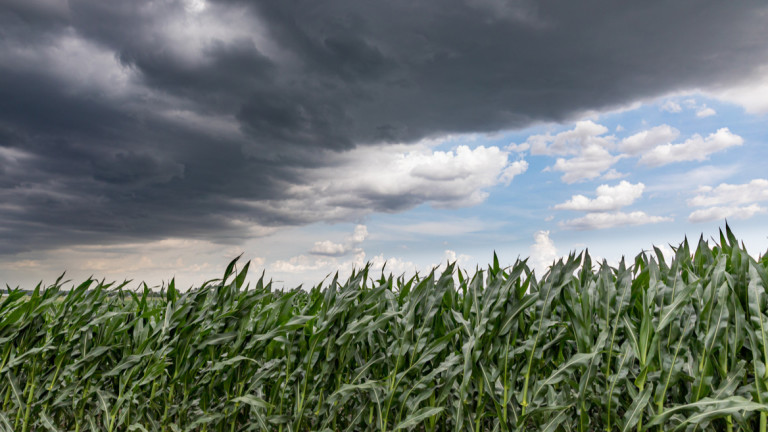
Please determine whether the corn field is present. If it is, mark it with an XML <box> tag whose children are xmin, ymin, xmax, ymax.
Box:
<box><xmin>3</xmin><ymin>226</ymin><xmax>768</xmax><ymax>431</ymax></box>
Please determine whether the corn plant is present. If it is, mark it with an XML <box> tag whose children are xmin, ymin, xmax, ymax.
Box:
<box><xmin>2</xmin><ymin>225</ymin><xmax>768</xmax><ymax>431</ymax></box>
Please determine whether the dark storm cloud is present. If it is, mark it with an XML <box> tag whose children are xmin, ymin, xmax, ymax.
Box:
<box><xmin>1</xmin><ymin>0</ymin><xmax>767</xmax><ymax>253</ymax></box>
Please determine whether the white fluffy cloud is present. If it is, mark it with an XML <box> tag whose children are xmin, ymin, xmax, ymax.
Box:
<box><xmin>554</xmin><ymin>181</ymin><xmax>645</xmax><ymax>211</ymax></box>
<box><xmin>709</xmin><ymin>68</ymin><xmax>768</xmax><ymax>114</ymax></box>
<box><xmin>501</xmin><ymin>160</ymin><xmax>530</xmax><ymax>183</ymax></box>
<box><xmin>310</xmin><ymin>225</ymin><xmax>368</xmax><ymax>256</ymax></box>
<box><xmin>507</xmin><ymin>142</ymin><xmax>530</xmax><ymax>153</ymax></box>
<box><xmin>618</xmin><ymin>125</ymin><xmax>680</xmax><ymax>155</ymax></box>
<box><xmin>245</xmin><ymin>140</ymin><xmax>527</xmax><ymax>224</ymax></box>
<box><xmin>309</xmin><ymin>241</ymin><xmax>348</xmax><ymax>256</ymax></box>
<box><xmin>550</xmin><ymin>145</ymin><xmax>621</xmax><ymax>183</ymax></box>
<box><xmin>368</xmin><ymin>254</ymin><xmax>419</xmax><ymax>277</ymax></box>
<box><xmin>528</xmin><ymin>120</ymin><xmax>614</xmax><ymax>156</ymax></box>
<box><xmin>524</xmin><ymin>121</ymin><xmax>744</xmax><ymax>185</ymax></box>
<box><xmin>638</xmin><ymin>128</ymin><xmax>743</xmax><ymax>167</ymax></box>
<box><xmin>349</xmin><ymin>225</ymin><xmax>369</xmax><ymax>243</ymax></box>
<box><xmin>714</xmin><ymin>87</ymin><xmax>768</xmax><ymax>114</ymax></box>
<box><xmin>660</xmin><ymin>100</ymin><xmax>682</xmax><ymax>113</ymax></box>
<box><xmin>555</xmin><ymin>181</ymin><xmax>670</xmax><ymax>229</ymax></box>
<box><xmin>560</xmin><ymin>211</ymin><xmax>672</xmax><ymax>230</ymax></box>
<box><xmin>688</xmin><ymin>205</ymin><xmax>766</xmax><ymax>223</ymax></box>
<box><xmin>678</xmin><ymin>98</ymin><xmax>717</xmax><ymax>117</ymax></box>
<box><xmin>442</xmin><ymin>249</ymin><xmax>472</xmax><ymax>266</ymax></box>
<box><xmin>379</xmin><ymin>143</ymin><xmax>528</xmax><ymax>204</ymax></box>
<box><xmin>687</xmin><ymin>179</ymin><xmax>768</xmax><ymax>207</ymax></box>
<box><xmin>529</xmin><ymin>230</ymin><xmax>559</xmax><ymax>273</ymax></box>
<box><xmin>686</xmin><ymin>179</ymin><xmax>768</xmax><ymax>223</ymax></box>
<box><xmin>601</xmin><ymin>169</ymin><xmax>626</xmax><ymax>180</ymax></box>
<box><xmin>696</xmin><ymin>106</ymin><xmax>717</xmax><ymax>117</ymax></box>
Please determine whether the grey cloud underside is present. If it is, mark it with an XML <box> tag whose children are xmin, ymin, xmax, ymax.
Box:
<box><xmin>1</xmin><ymin>0</ymin><xmax>767</xmax><ymax>254</ymax></box>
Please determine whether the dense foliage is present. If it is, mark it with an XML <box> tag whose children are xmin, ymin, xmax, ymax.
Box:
<box><xmin>3</xmin><ymin>226</ymin><xmax>768</xmax><ymax>431</ymax></box>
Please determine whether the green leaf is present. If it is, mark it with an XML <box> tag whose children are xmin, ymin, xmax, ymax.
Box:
<box><xmin>647</xmin><ymin>396</ymin><xmax>768</xmax><ymax>429</ymax></box>
<box><xmin>541</xmin><ymin>406</ymin><xmax>572</xmax><ymax>432</ymax></box>
<box><xmin>393</xmin><ymin>407</ymin><xmax>444</xmax><ymax>430</ymax></box>
<box><xmin>38</xmin><ymin>413</ymin><xmax>61</xmax><ymax>432</ymax></box>
<box><xmin>621</xmin><ymin>384</ymin><xmax>652</xmax><ymax>432</ymax></box>
<box><xmin>232</xmin><ymin>395</ymin><xmax>272</xmax><ymax>410</ymax></box>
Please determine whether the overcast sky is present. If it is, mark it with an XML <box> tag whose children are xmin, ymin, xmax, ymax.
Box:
<box><xmin>2</xmin><ymin>0</ymin><xmax>768</xmax><ymax>289</ymax></box>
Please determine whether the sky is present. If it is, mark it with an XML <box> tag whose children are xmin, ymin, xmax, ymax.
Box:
<box><xmin>2</xmin><ymin>0</ymin><xmax>768</xmax><ymax>289</ymax></box>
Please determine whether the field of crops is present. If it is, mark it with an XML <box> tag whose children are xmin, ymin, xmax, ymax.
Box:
<box><xmin>3</xmin><ymin>226</ymin><xmax>768</xmax><ymax>431</ymax></box>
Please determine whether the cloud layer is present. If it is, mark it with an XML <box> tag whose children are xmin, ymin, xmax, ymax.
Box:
<box><xmin>235</xmin><ymin>142</ymin><xmax>526</xmax><ymax>226</ymax></box>
<box><xmin>555</xmin><ymin>181</ymin><xmax>671</xmax><ymax>230</ymax></box>
<box><xmin>2</xmin><ymin>0</ymin><xmax>768</xmax><ymax>253</ymax></box>
<box><xmin>554</xmin><ymin>181</ymin><xmax>644</xmax><ymax>212</ymax></box>
<box><xmin>638</xmin><ymin>128</ymin><xmax>743</xmax><ymax>167</ymax></box>
<box><xmin>520</xmin><ymin>119</ymin><xmax>744</xmax><ymax>184</ymax></box>
<box><xmin>687</xmin><ymin>179</ymin><xmax>768</xmax><ymax>223</ymax></box>
<box><xmin>529</xmin><ymin>230</ymin><xmax>558</xmax><ymax>273</ymax></box>
<box><xmin>560</xmin><ymin>211</ymin><xmax>672</xmax><ymax>231</ymax></box>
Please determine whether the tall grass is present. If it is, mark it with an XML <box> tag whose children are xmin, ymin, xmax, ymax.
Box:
<box><xmin>2</xmin><ymin>225</ymin><xmax>768</xmax><ymax>431</ymax></box>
